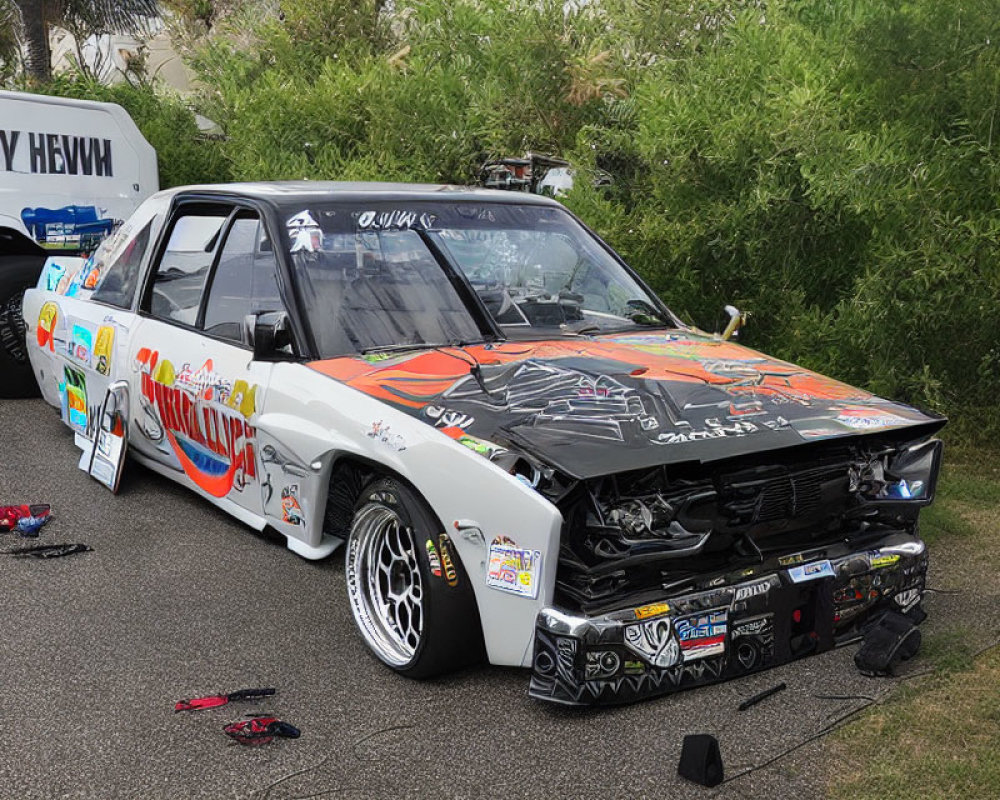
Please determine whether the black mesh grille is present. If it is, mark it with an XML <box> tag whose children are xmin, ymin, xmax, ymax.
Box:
<box><xmin>723</xmin><ymin>464</ymin><xmax>848</xmax><ymax>526</ymax></box>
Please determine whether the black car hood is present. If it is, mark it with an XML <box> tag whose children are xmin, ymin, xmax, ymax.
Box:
<box><xmin>309</xmin><ymin>332</ymin><xmax>945</xmax><ymax>479</ymax></box>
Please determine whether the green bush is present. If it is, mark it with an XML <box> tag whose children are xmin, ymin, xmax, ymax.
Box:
<box><xmin>37</xmin><ymin>74</ymin><xmax>230</xmax><ymax>188</ymax></box>
<box><xmin>564</xmin><ymin>0</ymin><xmax>1000</xmax><ymax>439</ymax></box>
<box><xmin>28</xmin><ymin>1</ymin><xmax>1000</xmax><ymax>442</ymax></box>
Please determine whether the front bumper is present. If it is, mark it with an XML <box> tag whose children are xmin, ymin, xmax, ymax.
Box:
<box><xmin>529</xmin><ymin>530</ymin><xmax>927</xmax><ymax>705</ymax></box>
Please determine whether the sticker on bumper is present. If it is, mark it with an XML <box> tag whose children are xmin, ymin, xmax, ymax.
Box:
<box><xmin>676</xmin><ymin>610</ymin><xmax>728</xmax><ymax>660</ymax></box>
<box><xmin>787</xmin><ymin>559</ymin><xmax>835</xmax><ymax>583</ymax></box>
<box><xmin>624</xmin><ymin>616</ymin><xmax>680</xmax><ymax>668</ymax></box>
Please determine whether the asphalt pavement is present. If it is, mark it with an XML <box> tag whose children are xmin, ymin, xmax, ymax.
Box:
<box><xmin>0</xmin><ymin>396</ymin><xmax>992</xmax><ymax>799</ymax></box>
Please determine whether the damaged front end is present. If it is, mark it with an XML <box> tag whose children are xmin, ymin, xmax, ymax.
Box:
<box><xmin>529</xmin><ymin>434</ymin><xmax>942</xmax><ymax>705</ymax></box>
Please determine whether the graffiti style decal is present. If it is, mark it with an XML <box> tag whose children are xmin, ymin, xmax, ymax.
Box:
<box><xmin>584</xmin><ymin>650</ymin><xmax>622</xmax><ymax>681</ymax></box>
<box><xmin>280</xmin><ymin>485</ymin><xmax>304</xmax><ymax>525</ymax></box>
<box><xmin>675</xmin><ymin>610</ymin><xmax>727</xmax><ymax>661</ymax></box>
<box><xmin>733</xmin><ymin>579</ymin><xmax>772</xmax><ymax>604</ymax></box>
<box><xmin>287</xmin><ymin>210</ymin><xmax>322</xmax><ymax>253</ymax></box>
<box><xmin>307</xmin><ymin>332</ymin><xmax>939</xmax><ymax>477</ymax></box>
<box><xmin>136</xmin><ymin>348</ymin><xmax>258</xmax><ymax>498</ymax></box>
<box><xmin>70</xmin><ymin>324</ymin><xmax>93</xmax><ymax>366</ymax></box>
<box><xmin>894</xmin><ymin>588</ymin><xmax>921</xmax><ymax>612</ymax></box>
<box><xmin>425</xmin><ymin>539</ymin><xmax>442</xmax><ymax>577</ymax></box>
<box><xmin>730</xmin><ymin>615</ymin><xmax>775</xmax><ymax>671</ymax></box>
<box><xmin>633</xmin><ymin>601</ymin><xmax>670</xmax><ymax>620</ymax></box>
<box><xmin>367</xmin><ymin>420</ymin><xmax>406</xmax><ymax>452</ymax></box>
<box><xmin>82</xmin><ymin>265</ymin><xmax>101</xmax><ymax>290</ymax></box>
<box><xmin>36</xmin><ymin>302</ymin><xmax>58</xmax><ymax>350</ymax></box>
<box><xmin>787</xmin><ymin>559</ymin><xmax>835</xmax><ymax>583</ymax></box>
<box><xmin>870</xmin><ymin>552</ymin><xmax>901</xmax><ymax>569</ymax></box>
<box><xmin>438</xmin><ymin>533</ymin><xmax>458</xmax><ymax>587</ymax></box>
<box><xmin>486</xmin><ymin>539</ymin><xmax>541</xmax><ymax>598</ymax></box>
<box><xmin>44</xmin><ymin>261</ymin><xmax>67</xmax><ymax>291</ymax></box>
<box><xmin>258</xmin><ymin>442</ymin><xmax>309</xmax><ymax>511</ymax></box>
<box><xmin>63</xmin><ymin>267</ymin><xmax>86</xmax><ymax>298</ymax></box>
<box><xmin>356</xmin><ymin>209</ymin><xmax>437</xmax><ymax>231</ymax></box>
<box><xmin>655</xmin><ymin>419</ymin><xmax>759</xmax><ymax>445</ymax></box>
<box><xmin>731</xmin><ymin>616</ymin><xmax>771</xmax><ymax>638</ymax></box>
<box><xmin>624</xmin><ymin>617</ymin><xmax>680</xmax><ymax>668</ymax></box>
<box><xmin>61</xmin><ymin>366</ymin><xmax>87</xmax><ymax>432</ymax></box>
<box><xmin>835</xmin><ymin>407</ymin><xmax>913</xmax><ymax>430</ymax></box>
<box><xmin>425</xmin><ymin>405</ymin><xmax>474</xmax><ymax>430</ymax></box>
<box><xmin>93</xmin><ymin>326</ymin><xmax>114</xmax><ymax>376</ymax></box>
<box><xmin>531</xmin><ymin>537</ymin><xmax>928</xmax><ymax>705</ymax></box>
<box><xmin>832</xmin><ymin>547</ymin><xmax>927</xmax><ymax>625</ymax></box>
<box><xmin>438</xmin><ymin>427</ymin><xmax>506</xmax><ymax>459</ymax></box>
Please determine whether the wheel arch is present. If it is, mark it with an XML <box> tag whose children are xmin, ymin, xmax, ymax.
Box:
<box><xmin>0</xmin><ymin>223</ymin><xmax>47</xmax><ymax>258</ymax></box>
<box><xmin>320</xmin><ymin>450</ymin><xmax>489</xmax><ymax>653</ymax></box>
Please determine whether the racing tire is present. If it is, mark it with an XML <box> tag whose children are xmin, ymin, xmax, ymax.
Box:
<box><xmin>345</xmin><ymin>477</ymin><xmax>485</xmax><ymax>679</ymax></box>
<box><xmin>0</xmin><ymin>255</ymin><xmax>44</xmax><ymax>398</ymax></box>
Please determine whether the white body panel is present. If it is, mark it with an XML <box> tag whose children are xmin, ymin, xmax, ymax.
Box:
<box><xmin>0</xmin><ymin>89</ymin><xmax>158</xmax><ymax>249</ymax></box>
<box><xmin>22</xmin><ymin>276</ymin><xmax>135</xmax><ymax>438</ymax></box>
<box><xmin>258</xmin><ymin>362</ymin><xmax>564</xmax><ymax>667</ymax></box>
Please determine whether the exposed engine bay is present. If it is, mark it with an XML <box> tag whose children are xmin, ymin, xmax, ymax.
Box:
<box><xmin>521</xmin><ymin>432</ymin><xmax>941</xmax><ymax>704</ymax></box>
<box><xmin>534</xmin><ymin>434</ymin><xmax>941</xmax><ymax>615</ymax></box>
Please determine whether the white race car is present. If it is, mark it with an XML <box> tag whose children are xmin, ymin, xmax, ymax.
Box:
<box><xmin>19</xmin><ymin>182</ymin><xmax>944</xmax><ymax>704</ymax></box>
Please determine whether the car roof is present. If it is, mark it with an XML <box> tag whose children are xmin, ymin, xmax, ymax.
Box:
<box><xmin>152</xmin><ymin>181</ymin><xmax>565</xmax><ymax>209</ymax></box>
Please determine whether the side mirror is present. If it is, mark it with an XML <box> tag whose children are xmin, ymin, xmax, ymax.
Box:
<box><xmin>721</xmin><ymin>304</ymin><xmax>747</xmax><ymax>341</ymax></box>
<box><xmin>244</xmin><ymin>311</ymin><xmax>294</xmax><ymax>360</ymax></box>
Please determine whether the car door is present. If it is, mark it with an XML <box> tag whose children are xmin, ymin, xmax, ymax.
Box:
<box><xmin>127</xmin><ymin>199</ymin><xmax>288</xmax><ymax>520</ymax></box>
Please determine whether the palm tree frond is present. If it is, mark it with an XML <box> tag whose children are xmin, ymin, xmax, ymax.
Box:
<box><xmin>60</xmin><ymin>0</ymin><xmax>161</xmax><ymax>38</ymax></box>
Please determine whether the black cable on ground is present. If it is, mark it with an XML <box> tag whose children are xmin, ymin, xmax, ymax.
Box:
<box><xmin>717</xmin><ymin>701</ymin><xmax>876</xmax><ymax>789</ymax></box>
<box><xmin>812</xmin><ymin>693</ymin><xmax>879</xmax><ymax>702</ymax></box>
<box><xmin>259</xmin><ymin>724</ymin><xmax>417</xmax><ymax>800</ymax></box>
<box><xmin>718</xmin><ymin>637</ymin><xmax>1000</xmax><ymax>790</ymax></box>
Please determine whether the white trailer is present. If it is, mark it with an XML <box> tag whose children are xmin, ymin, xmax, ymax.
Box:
<box><xmin>0</xmin><ymin>89</ymin><xmax>157</xmax><ymax>396</ymax></box>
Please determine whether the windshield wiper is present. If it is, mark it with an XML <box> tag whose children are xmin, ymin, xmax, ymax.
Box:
<box><xmin>359</xmin><ymin>337</ymin><xmax>492</xmax><ymax>356</ymax></box>
<box><xmin>359</xmin><ymin>342</ymin><xmax>435</xmax><ymax>355</ymax></box>
<box><xmin>625</xmin><ymin>315</ymin><xmax>673</xmax><ymax>328</ymax></box>
<box><xmin>560</xmin><ymin>323</ymin><xmax>602</xmax><ymax>336</ymax></box>
<box><xmin>624</xmin><ymin>299</ymin><xmax>671</xmax><ymax>327</ymax></box>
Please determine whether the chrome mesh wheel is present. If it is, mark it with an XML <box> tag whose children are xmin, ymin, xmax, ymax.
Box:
<box><xmin>346</xmin><ymin>501</ymin><xmax>424</xmax><ymax>667</ymax></box>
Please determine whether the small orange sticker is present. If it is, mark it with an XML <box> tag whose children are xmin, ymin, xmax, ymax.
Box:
<box><xmin>83</xmin><ymin>267</ymin><xmax>101</xmax><ymax>290</ymax></box>
<box><xmin>634</xmin><ymin>602</ymin><xmax>670</xmax><ymax>620</ymax></box>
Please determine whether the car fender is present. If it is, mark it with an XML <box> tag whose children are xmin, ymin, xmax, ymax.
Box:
<box><xmin>260</xmin><ymin>362</ymin><xmax>563</xmax><ymax>668</ymax></box>
<box><xmin>22</xmin><ymin>285</ymin><xmax>64</xmax><ymax>408</ymax></box>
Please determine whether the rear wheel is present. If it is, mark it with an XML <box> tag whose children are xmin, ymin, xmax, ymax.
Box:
<box><xmin>345</xmin><ymin>477</ymin><xmax>484</xmax><ymax>678</ymax></box>
<box><xmin>0</xmin><ymin>255</ymin><xmax>44</xmax><ymax>398</ymax></box>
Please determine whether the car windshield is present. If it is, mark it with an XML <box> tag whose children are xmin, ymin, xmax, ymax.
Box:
<box><xmin>427</xmin><ymin>205</ymin><xmax>673</xmax><ymax>336</ymax></box>
<box><xmin>282</xmin><ymin>200</ymin><xmax>675</xmax><ymax>357</ymax></box>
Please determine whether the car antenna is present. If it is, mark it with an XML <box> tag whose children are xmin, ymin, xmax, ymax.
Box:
<box><xmin>434</xmin><ymin>344</ymin><xmax>498</xmax><ymax>401</ymax></box>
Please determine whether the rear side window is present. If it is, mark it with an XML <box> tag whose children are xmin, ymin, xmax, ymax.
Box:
<box><xmin>90</xmin><ymin>220</ymin><xmax>152</xmax><ymax>309</ymax></box>
<box><xmin>148</xmin><ymin>210</ymin><xmax>227</xmax><ymax>325</ymax></box>
<box><xmin>202</xmin><ymin>213</ymin><xmax>284</xmax><ymax>343</ymax></box>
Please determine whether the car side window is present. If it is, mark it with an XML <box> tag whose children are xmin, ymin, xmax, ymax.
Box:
<box><xmin>148</xmin><ymin>210</ymin><xmax>228</xmax><ymax>326</ymax></box>
<box><xmin>201</xmin><ymin>213</ymin><xmax>284</xmax><ymax>344</ymax></box>
<box><xmin>90</xmin><ymin>220</ymin><xmax>153</xmax><ymax>309</ymax></box>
